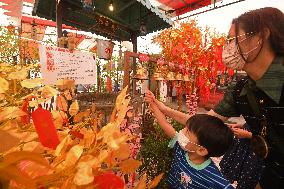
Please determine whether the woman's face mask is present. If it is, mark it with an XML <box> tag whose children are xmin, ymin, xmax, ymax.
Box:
<box><xmin>177</xmin><ymin>130</ymin><xmax>202</xmax><ymax>152</ymax></box>
<box><xmin>222</xmin><ymin>35</ymin><xmax>261</xmax><ymax>70</ymax></box>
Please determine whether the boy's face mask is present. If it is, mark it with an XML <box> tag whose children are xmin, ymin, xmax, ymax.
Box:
<box><xmin>177</xmin><ymin>130</ymin><xmax>202</xmax><ymax>153</ymax></box>
<box><xmin>222</xmin><ymin>36</ymin><xmax>261</xmax><ymax>70</ymax></box>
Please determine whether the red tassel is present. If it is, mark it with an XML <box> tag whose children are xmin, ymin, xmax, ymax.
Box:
<box><xmin>21</xmin><ymin>100</ymin><xmax>30</xmax><ymax>125</ymax></box>
<box><xmin>21</xmin><ymin>95</ymin><xmax>36</xmax><ymax>125</ymax></box>
<box><xmin>32</xmin><ymin>107</ymin><xmax>60</xmax><ymax>149</ymax></box>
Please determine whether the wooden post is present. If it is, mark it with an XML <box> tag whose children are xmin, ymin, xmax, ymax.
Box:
<box><xmin>131</xmin><ymin>33</ymin><xmax>137</xmax><ymax>94</ymax></box>
<box><xmin>56</xmin><ymin>0</ymin><xmax>63</xmax><ymax>39</ymax></box>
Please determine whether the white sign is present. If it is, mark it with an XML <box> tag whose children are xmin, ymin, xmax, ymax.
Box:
<box><xmin>39</xmin><ymin>45</ymin><xmax>97</xmax><ymax>85</ymax></box>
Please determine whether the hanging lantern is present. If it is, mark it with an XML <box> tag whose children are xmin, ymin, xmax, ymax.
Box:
<box><xmin>183</xmin><ymin>74</ymin><xmax>190</xmax><ymax>81</ymax></box>
<box><xmin>133</xmin><ymin>67</ymin><xmax>148</xmax><ymax>80</ymax></box>
<box><xmin>175</xmin><ymin>73</ymin><xmax>183</xmax><ymax>81</ymax></box>
<box><xmin>153</xmin><ymin>70</ymin><xmax>164</xmax><ymax>81</ymax></box>
<box><xmin>166</xmin><ymin>71</ymin><xmax>175</xmax><ymax>81</ymax></box>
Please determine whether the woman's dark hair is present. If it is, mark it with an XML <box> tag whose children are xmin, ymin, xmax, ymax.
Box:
<box><xmin>186</xmin><ymin>114</ymin><xmax>233</xmax><ymax>157</ymax></box>
<box><xmin>233</xmin><ymin>7</ymin><xmax>284</xmax><ymax>56</ymax></box>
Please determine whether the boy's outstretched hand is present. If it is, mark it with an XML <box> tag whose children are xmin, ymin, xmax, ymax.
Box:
<box><xmin>144</xmin><ymin>89</ymin><xmax>167</xmax><ymax>113</ymax></box>
<box><xmin>144</xmin><ymin>89</ymin><xmax>155</xmax><ymax>104</ymax></box>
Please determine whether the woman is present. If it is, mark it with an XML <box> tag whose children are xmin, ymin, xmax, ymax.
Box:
<box><xmin>145</xmin><ymin>7</ymin><xmax>284</xmax><ymax>189</ymax></box>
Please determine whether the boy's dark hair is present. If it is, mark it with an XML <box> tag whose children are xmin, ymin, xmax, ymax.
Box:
<box><xmin>186</xmin><ymin>114</ymin><xmax>233</xmax><ymax>157</ymax></box>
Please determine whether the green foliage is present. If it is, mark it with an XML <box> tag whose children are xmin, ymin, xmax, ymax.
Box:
<box><xmin>138</xmin><ymin>112</ymin><xmax>184</xmax><ymax>188</ymax></box>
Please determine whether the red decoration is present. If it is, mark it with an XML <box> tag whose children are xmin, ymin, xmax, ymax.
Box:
<box><xmin>31</xmin><ymin>107</ymin><xmax>60</xmax><ymax>149</ymax></box>
<box><xmin>157</xmin><ymin>58</ymin><xmax>165</xmax><ymax>66</ymax></box>
<box><xmin>138</xmin><ymin>53</ymin><xmax>150</xmax><ymax>62</ymax></box>
<box><xmin>179</xmin><ymin>64</ymin><xmax>184</xmax><ymax>70</ymax></box>
<box><xmin>228</xmin><ymin>68</ymin><xmax>235</xmax><ymax>77</ymax></box>
<box><xmin>93</xmin><ymin>172</ymin><xmax>124</xmax><ymax>189</ymax></box>
<box><xmin>168</xmin><ymin>61</ymin><xmax>175</xmax><ymax>69</ymax></box>
<box><xmin>69</xmin><ymin>130</ymin><xmax>84</xmax><ymax>139</ymax></box>
<box><xmin>106</xmin><ymin>76</ymin><xmax>112</xmax><ymax>92</ymax></box>
<box><xmin>21</xmin><ymin>95</ymin><xmax>37</xmax><ymax>125</ymax></box>
<box><xmin>21</xmin><ymin>100</ymin><xmax>30</xmax><ymax>125</ymax></box>
<box><xmin>105</xmin><ymin>48</ymin><xmax>111</xmax><ymax>55</ymax></box>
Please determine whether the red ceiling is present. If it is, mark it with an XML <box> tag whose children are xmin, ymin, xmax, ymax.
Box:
<box><xmin>158</xmin><ymin>0</ymin><xmax>211</xmax><ymax>15</ymax></box>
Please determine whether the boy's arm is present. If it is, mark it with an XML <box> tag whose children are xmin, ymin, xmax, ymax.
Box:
<box><xmin>158</xmin><ymin>100</ymin><xmax>191</xmax><ymax>125</ymax></box>
<box><xmin>145</xmin><ymin>89</ymin><xmax>190</xmax><ymax>125</ymax></box>
<box><xmin>150</xmin><ymin>102</ymin><xmax>176</xmax><ymax>138</ymax></box>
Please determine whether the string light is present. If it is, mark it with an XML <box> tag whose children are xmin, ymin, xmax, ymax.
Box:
<box><xmin>109</xmin><ymin>0</ymin><xmax>114</xmax><ymax>11</ymax></box>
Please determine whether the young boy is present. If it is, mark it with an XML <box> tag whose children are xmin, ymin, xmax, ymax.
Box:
<box><xmin>148</xmin><ymin>102</ymin><xmax>234</xmax><ymax>188</ymax></box>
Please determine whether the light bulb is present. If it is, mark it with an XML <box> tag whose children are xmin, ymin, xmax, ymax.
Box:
<box><xmin>109</xmin><ymin>3</ymin><xmax>114</xmax><ymax>11</ymax></box>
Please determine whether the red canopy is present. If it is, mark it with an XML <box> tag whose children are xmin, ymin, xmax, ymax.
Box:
<box><xmin>154</xmin><ymin>0</ymin><xmax>212</xmax><ymax>16</ymax></box>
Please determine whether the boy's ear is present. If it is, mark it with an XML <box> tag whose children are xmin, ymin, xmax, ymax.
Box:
<box><xmin>196</xmin><ymin>147</ymin><xmax>208</xmax><ymax>157</ymax></box>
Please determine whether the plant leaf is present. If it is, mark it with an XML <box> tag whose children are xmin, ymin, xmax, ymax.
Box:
<box><xmin>148</xmin><ymin>173</ymin><xmax>164</xmax><ymax>189</ymax></box>
<box><xmin>115</xmin><ymin>85</ymin><xmax>128</xmax><ymax>110</ymax></box>
<box><xmin>2</xmin><ymin>151</ymin><xmax>49</xmax><ymax>168</ymax></box>
<box><xmin>69</xmin><ymin>100</ymin><xmax>79</xmax><ymax>116</ymax></box>
<box><xmin>7</xmin><ymin>69</ymin><xmax>28</xmax><ymax>80</ymax></box>
<box><xmin>65</xmin><ymin>145</ymin><xmax>84</xmax><ymax>166</ymax></box>
<box><xmin>118</xmin><ymin>158</ymin><xmax>141</xmax><ymax>174</ymax></box>
<box><xmin>113</xmin><ymin>143</ymin><xmax>131</xmax><ymax>161</ymax></box>
<box><xmin>0</xmin><ymin>165</ymin><xmax>36</xmax><ymax>188</ymax></box>
<box><xmin>0</xmin><ymin>130</ymin><xmax>21</xmax><ymax>153</ymax></box>
<box><xmin>0</xmin><ymin>106</ymin><xmax>27</xmax><ymax>122</ymax></box>
<box><xmin>21</xmin><ymin>78</ymin><xmax>43</xmax><ymax>88</ymax></box>
<box><xmin>41</xmin><ymin>86</ymin><xmax>58</xmax><ymax>98</ymax></box>
<box><xmin>73</xmin><ymin>109</ymin><xmax>90</xmax><ymax>123</ymax></box>
<box><xmin>0</xmin><ymin>77</ymin><xmax>9</xmax><ymax>93</ymax></box>
<box><xmin>74</xmin><ymin>162</ymin><xmax>94</xmax><ymax>185</ymax></box>
<box><xmin>56</xmin><ymin>95</ymin><xmax>68</xmax><ymax>112</ymax></box>
<box><xmin>134</xmin><ymin>173</ymin><xmax>147</xmax><ymax>189</ymax></box>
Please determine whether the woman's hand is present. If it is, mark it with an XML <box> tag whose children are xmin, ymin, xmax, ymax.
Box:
<box><xmin>229</xmin><ymin>124</ymin><xmax>252</xmax><ymax>139</ymax></box>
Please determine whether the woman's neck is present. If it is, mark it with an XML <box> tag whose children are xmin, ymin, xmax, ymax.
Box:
<box><xmin>244</xmin><ymin>46</ymin><xmax>276</xmax><ymax>81</ymax></box>
<box><xmin>187</xmin><ymin>152</ymin><xmax>207</xmax><ymax>165</ymax></box>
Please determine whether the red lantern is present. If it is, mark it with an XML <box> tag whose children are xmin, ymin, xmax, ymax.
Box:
<box><xmin>31</xmin><ymin>107</ymin><xmax>60</xmax><ymax>149</ymax></box>
<box><xmin>93</xmin><ymin>172</ymin><xmax>124</xmax><ymax>189</ymax></box>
